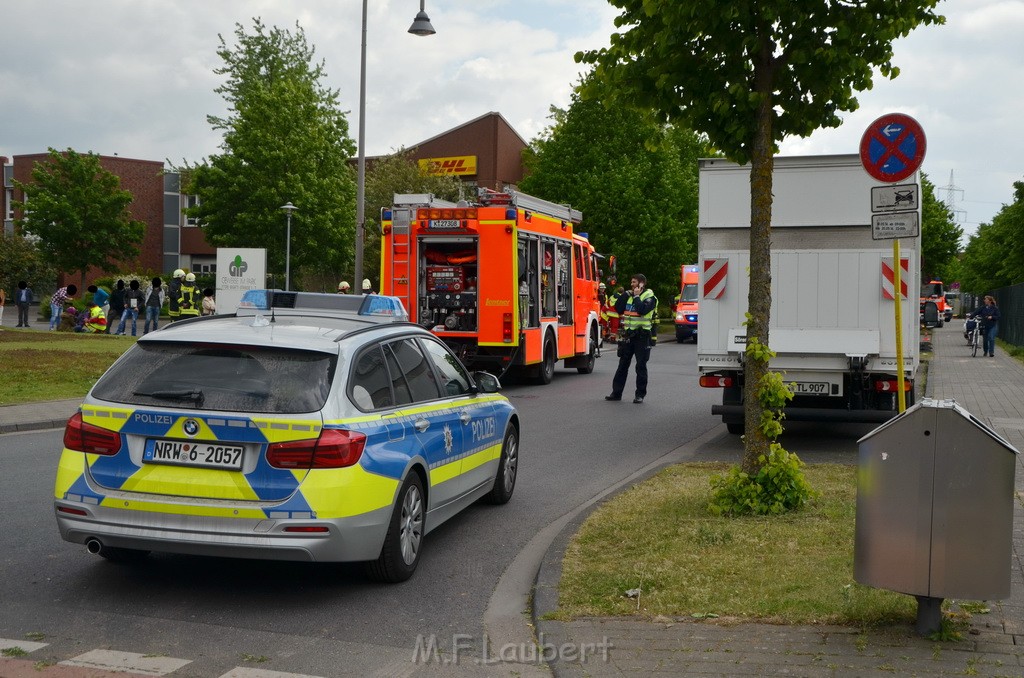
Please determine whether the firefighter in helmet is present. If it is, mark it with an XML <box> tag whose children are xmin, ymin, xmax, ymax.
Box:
<box><xmin>168</xmin><ymin>269</ymin><xmax>185</xmax><ymax>322</ymax></box>
<box><xmin>178</xmin><ymin>273</ymin><xmax>201</xmax><ymax>319</ymax></box>
<box><xmin>605</xmin><ymin>285</ymin><xmax>623</xmax><ymax>341</ymax></box>
<box><xmin>598</xmin><ymin>282</ymin><xmax>610</xmax><ymax>339</ymax></box>
<box><xmin>337</xmin><ymin>281</ymin><xmax>351</xmax><ymax>294</ymax></box>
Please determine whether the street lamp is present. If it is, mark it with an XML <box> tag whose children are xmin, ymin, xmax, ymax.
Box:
<box><xmin>353</xmin><ymin>0</ymin><xmax>436</xmax><ymax>289</ymax></box>
<box><xmin>280</xmin><ymin>202</ymin><xmax>297</xmax><ymax>291</ymax></box>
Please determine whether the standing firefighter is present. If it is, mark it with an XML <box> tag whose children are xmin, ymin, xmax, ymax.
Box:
<box><xmin>605</xmin><ymin>274</ymin><xmax>657</xmax><ymax>404</ymax></box>
<box><xmin>178</xmin><ymin>273</ymin><xmax>201</xmax><ymax>319</ymax></box>
<box><xmin>167</xmin><ymin>269</ymin><xmax>185</xmax><ymax>322</ymax></box>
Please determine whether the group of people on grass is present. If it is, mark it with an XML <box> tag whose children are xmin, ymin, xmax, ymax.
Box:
<box><xmin>7</xmin><ymin>271</ymin><xmax>216</xmax><ymax>335</ymax></box>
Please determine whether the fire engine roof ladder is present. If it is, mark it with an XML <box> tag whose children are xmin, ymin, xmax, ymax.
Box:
<box><xmin>388</xmin><ymin>205</ymin><xmax>417</xmax><ymax>315</ymax></box>
<box><xmin>477</xmin><ymin>187</ymin><xmax>583</xmax><ymax>225</ymax></box>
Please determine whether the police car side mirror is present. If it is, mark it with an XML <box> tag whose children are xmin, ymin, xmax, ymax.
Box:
<box><xmin>471</xmin><ymin>371</ymin><xmax>502</xmax><ymax>394</ymax></box>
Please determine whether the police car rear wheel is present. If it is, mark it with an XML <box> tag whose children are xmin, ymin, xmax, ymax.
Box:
<box><xmin>484</xmin><ymin>425</ymin><xmax>518</xmax><ymax>505</ymax></box>
<box><xmin>367</xmin><ymin>473</ymin><xmax>425</xmax><ymax>583</ymax></box>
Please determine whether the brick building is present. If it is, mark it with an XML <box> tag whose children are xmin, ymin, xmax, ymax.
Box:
<box><xmin>2</xmin><ymin>112</ymin><xmax>527</xmax><ymax>290</ymax></box>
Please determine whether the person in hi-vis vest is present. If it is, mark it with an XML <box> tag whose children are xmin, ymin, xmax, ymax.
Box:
<box><xmin>605</xmin><ymin>273</ymin><xmax>657</xmax><ymax>404</ymax></box>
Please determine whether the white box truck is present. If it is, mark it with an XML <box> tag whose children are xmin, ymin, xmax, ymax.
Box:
<box><xmin>696</xmin><ymin>154</ymin><xmax>920</xmax><ymax>434</ymax></box>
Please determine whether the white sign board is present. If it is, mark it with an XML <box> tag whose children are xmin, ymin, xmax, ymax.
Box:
<box><xmin>871</xmin><ymin>212</ymin><xmax>919</xmax><ymax>240</ymax></box>
<box><xmin>216</xmin><ymin>248</ymin><xmax>267</xmax><ymax>314</ymax></box>
<box><xmin>871</xmin><ymin>183</ymin><xmax>919</xmax><ymax>213</ymax></box>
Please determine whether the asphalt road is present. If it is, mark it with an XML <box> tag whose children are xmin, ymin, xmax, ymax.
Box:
<box><xmin>0</xmin><ymin>340</ymin><xmax>859</xmax><ymax>676</ymax></box>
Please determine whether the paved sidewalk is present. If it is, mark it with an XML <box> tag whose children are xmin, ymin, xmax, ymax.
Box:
<box><xmin>535</xmin><ymin>323</ymin><xmax>1024</xmax><ymax>677</ymax></box>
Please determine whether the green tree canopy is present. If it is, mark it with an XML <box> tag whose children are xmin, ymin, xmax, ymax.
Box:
<box><xmin>960</xmin><ymin>179</ymin><xmax>1024</xmax><ymax>295</ymax></box>
<box><xmin>518</xmin><ymin>78</ymin><xmax>707</xmax><ymax>302</ymax></box>
<box><xmin>919</xmin><ymin>173</ymin><xmax>963</xmax><ymax>284</ymax></box>
<box><xmin>13</xmin><ymin>148</ymin><xmax>145</xmax><ymax>288</ymax></box>
<box><xmin>578</xmin><ymin>0</ymin><xmax>943</xmax><ymax>473</ymax></box>
<box><xmin>0</xmin><ymin>231</ymin><xmax>58</xmax><ymax>294</ymax></box>
<box><xmin>182</xmin><ymin>19</ymin><xmax>357</xmax><ymax>287</ymax></box>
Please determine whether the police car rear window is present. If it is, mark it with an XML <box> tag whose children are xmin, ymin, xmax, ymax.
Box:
<box><xmin>92</xmin><ymin>342</ymin><xmax>336</xmax><ymax>414</ymax></box>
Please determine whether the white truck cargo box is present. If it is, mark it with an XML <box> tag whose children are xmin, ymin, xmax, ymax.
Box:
<box><xmin>696</xmin><ymin>155</ymin><xmax>920</xmax><ymax>432</ymax></box>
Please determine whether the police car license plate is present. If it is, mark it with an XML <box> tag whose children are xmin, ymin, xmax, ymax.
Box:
<box><xmin>143</xmin><ymin>439</ymin><xmax>244</xmax><ymax>470</ymax></box>
<box><xmin>792</xmin><ymin>382</ymin><xmax>830</xmax><ymax>396</ymax></box>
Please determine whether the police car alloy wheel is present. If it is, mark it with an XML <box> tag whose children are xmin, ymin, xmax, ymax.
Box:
<box><xmin>483</xmin><ymin>425</ymin><xmax>518</xmax><ymax>505</ymax></box>
<box><xmin>367</xmin><ymin>473</ymin><xmax>425</xmax><ymax>583</ymax></box>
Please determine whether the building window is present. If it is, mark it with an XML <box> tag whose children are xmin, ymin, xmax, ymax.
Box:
<box><xmin>185</xmin><ymin>194</ymin><xmax>201</xmax><ymax>227</ymax></box>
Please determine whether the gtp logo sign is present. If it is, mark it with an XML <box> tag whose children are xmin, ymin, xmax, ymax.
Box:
<box><xmin>229</xmin><ymin>254</ymin><xmax>248</xmax><ymax>277</ymax></box>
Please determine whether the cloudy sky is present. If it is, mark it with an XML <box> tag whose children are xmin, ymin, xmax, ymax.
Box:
<box><xmin>3</xmin><ymin>0</ymin><xmax>1021</xmax><ymax>241</ymax></box>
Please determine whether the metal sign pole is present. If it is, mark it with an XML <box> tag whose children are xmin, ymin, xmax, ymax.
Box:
<box><xmin>893</xmin><ymin>238</ymin><xmax>906</xmax><ymax>412</ymax></box>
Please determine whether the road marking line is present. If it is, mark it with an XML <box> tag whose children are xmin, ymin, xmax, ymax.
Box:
<box><xmin>219</xmin><ymin>669</ymin><xmax>325</xmax><ymax>678</ymax></box>
<box><xmin>60</xmin><ymin>649</ymin><xmax>191</xmax><ymax>676</ymax></box>
<box><xmin>0</xmin><ymin>638</ymin><xmax>48</xmax><ymax>652</ymax></box>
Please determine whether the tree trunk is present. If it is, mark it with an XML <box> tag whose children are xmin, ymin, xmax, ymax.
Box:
<box><xmin>741</xmin><ymin>43</ymin><xmax>776</xmax><ymax>476</ymax></box>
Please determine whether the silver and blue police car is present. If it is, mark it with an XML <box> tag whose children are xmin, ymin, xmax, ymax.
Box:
<box><xmin>54</xmin><ymin>291</ymin><xmax>519</xmax><ymax>582</ymax></box>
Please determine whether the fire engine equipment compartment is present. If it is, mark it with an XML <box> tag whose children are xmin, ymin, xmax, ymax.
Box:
<box><xmin>422</xmin><ymin>242</ymin><xmax>478</xmax><ymax>332</ymax></box>
<box><xmin>854</xmin><ymin>398</ymin><xmax>1017</xmax><ymax>634</ymax></box>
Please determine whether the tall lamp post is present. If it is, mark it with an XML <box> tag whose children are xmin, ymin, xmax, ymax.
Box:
<box><xmin>353</xmin><ymin>0</ymin><xmax>436</xmax><ymax>289</ymax></box>
<box><xmin>280</xmin><ymin>202</ymin><xmax>297</xmax><ymax>291</ymax></box>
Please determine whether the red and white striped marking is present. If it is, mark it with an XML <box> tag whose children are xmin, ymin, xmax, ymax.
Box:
<box><xmin>702</xmin><ymin>259</ymin><xmax>727</xmax><ymax>299</ymax></box>
<box><xmin>881</xmin><ymin>257</ymin><xmax>910</xmax><ymax>299</ymax></box>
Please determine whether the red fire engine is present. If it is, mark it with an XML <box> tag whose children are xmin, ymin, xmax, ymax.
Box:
<box><xmin>380</xmin><ymin>189</ymin><xmax>603</xmax><ymax>384</ymax></box>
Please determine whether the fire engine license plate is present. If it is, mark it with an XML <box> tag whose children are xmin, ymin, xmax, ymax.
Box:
<box><xmin>428</xmin><ymin>219</ymin><xmax>461</xmax><ymax>230</ymax></box>
<box><xmin>792</xmin><ymin>382</ymin><xmax>831</xmax><ymax>396</ymax></box>
<box><xmin>143</xmin><ymin>439</ymin><xmax>244</xmax><ymax>470</ymax></box>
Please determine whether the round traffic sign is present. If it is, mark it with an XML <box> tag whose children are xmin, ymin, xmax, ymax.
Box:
<box><xmin>860</xmin><ymin>113</ymin><xmax>927</xmax><ymax>183</ymax></box>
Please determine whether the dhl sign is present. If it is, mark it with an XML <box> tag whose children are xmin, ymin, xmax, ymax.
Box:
<box><xmin>419</xmin><ymin>155</ymin><xmax>477</xmax><ymax>176</ymax></box>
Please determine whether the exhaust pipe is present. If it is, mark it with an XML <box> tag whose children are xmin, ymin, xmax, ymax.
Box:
<box><xmin>85</xmin><ymin>538</ymin><xmax>103</xmax><ymax>555</ymax></box>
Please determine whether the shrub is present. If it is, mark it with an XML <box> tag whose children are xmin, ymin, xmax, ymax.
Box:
<box><xmin>708</xmin><ymin>330</ymin><xmax>818</xmax><ymax>516</ymax></box>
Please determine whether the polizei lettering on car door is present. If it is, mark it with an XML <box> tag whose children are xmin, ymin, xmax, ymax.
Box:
<box><xmin>470</xmin><ymin>417</ymin><xmax>496</xmax><ymax>443</ymax></box>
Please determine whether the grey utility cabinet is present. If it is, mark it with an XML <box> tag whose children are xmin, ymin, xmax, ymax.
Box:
<box><xmin>855</xmin><ymin>398</ymin><xmax>1017</xmax><ymax>601</ymax></box>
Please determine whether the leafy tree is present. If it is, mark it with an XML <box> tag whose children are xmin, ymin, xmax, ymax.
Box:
<box><xmin>182</xmin><ymin>19</ymin><xmax>357</xmax><ymax>288</ymax></box>
<box><xmin>578</xmin><ymin>1</ymin><xmax>943</xmax><ymax>475</ymax></box>
<box><xmin>518</xmin><ymin>78</ymin><xmax>706</xmax><ymax>303</ymax></box>
<box><xmin>0</xmin><ymin>231</ymin><xmax>58</xmax><ymax>295</ymax></box>
<box><xmin>960</xmin><ymin>180</ymin><xmax>1024</xmax><ymax>294</ymax></box>
<box><xmin>357</xmin><ymin>150</ymin><xmax>463</xmax><ymax>291</ymax></box>
<box><xmin>919</xmin><ymin>173</ymin><xmax>963</xmax><ymax>284</ymax></box>
<box><xmin>13</xmin><ymin>148</ymin><xmax>145</xmax><ymax>288</ymax></box>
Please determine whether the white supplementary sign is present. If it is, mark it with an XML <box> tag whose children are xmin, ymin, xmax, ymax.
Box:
<box><xmin>872</xmin><ymin>212</ymin><xmax>919</xmax><ymax>240</ymax></box>
<box><xmin>871</xmin><ymin>183</ymin><xmax>919</xmax><ymax>213</ymax></box>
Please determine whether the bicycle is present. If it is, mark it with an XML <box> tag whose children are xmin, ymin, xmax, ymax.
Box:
<box><xmin>964</xmin><ymin>315</ymin><xmax>982</xmax><ymax>357</ymax></box>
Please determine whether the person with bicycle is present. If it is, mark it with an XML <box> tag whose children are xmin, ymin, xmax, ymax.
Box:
<box><xmin>972</xmin><ymin>295</ymin><xmax>1001</xmax><ymax>357</ymax></box>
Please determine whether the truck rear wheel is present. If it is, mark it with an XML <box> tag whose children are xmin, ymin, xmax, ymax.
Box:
<box><xmin>576</xmin><ymin>327</ymin><xmax>597</xmax><ymax>374</ymax></box>
<box><xmin>723</xmin><ymin>385</ymin><xmax>743</xmax><ymax>435</ymax></box>
<box><xmin>535</xmin><ymin>335</ymin><xmax>555</xmax><ymax>385</ymax></box>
